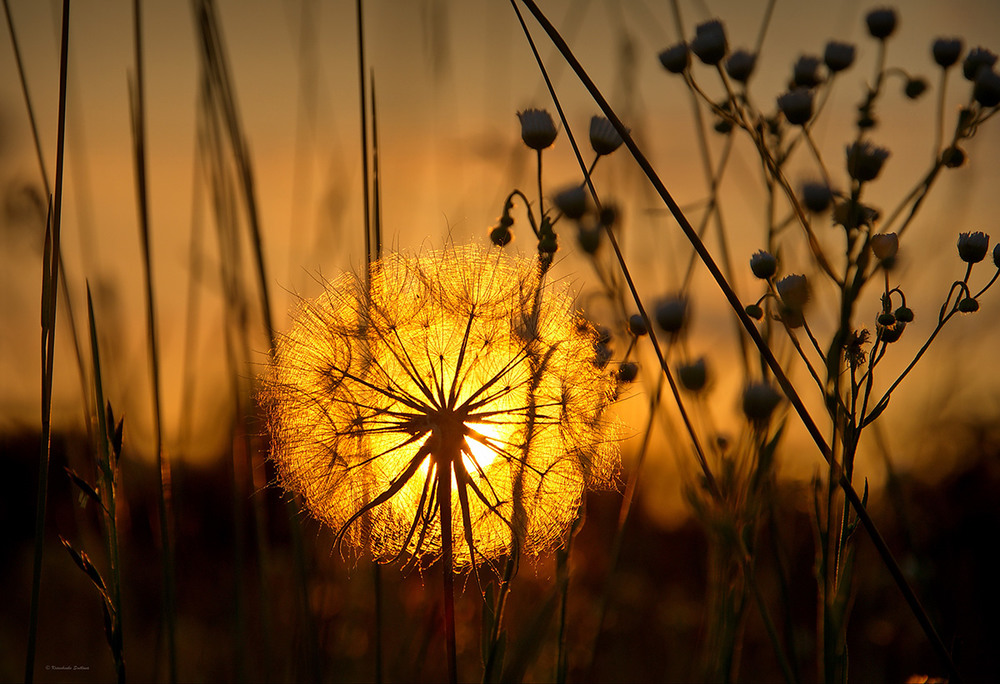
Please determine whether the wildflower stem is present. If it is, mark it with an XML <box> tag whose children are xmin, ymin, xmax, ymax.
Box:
<box><xmin>515</xmin><ymin>3</ymin><xmax>962</xmax><ymax>679</ymax></box>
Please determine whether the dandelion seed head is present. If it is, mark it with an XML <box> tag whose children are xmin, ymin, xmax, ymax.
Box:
<box><xmin>263</xmin><ymin>244</ymin><xmax>620</xmax><ymax>569</ymax></box>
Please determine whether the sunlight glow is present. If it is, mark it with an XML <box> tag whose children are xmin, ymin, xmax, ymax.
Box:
<box><xmin>263</xmin><ymin>243</ymin><xmax>620</xmax><ymax>568</ymax></box>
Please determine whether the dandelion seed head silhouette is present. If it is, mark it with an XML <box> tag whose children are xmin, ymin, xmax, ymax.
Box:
<box><xmin>263</xmin><ymin>243</ymin><xmax>619</xmax><ymax>568</ymax></box>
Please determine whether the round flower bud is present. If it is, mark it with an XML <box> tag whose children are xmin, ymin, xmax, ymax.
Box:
<box><xmin>750</xmin><ymin>250</ymin><xmax>778</xmax><ymax>279</ymax></box>
<box><xmin>801</xmin><ymin>181</ymin><xmax>834</xmax><ymax>213</ymax></box>
<box><xmin>894</xmin><ymin>306</ymin><xmax>914</xmax><ymax>323</ymax></box>
<box><xmin>690</xmin><ymin>19</ymin><xmax>728</xmax><ymax>66</ymax></box>
<box><xmin>942</xmin><ymin>146</ymin><xmax>966</xmax><ymax>168</ymax></box>
<box><xmin>846</xmin><ymin>140</ymin><xmax>890</xmax><ymax>182</ymax></box>
<box><xmin>870</xmin><ymin>232</ymin><xmax>899</xmax><ymax>261</ymax></box>
<box><xmin>714</xmin><ymin>118</ymin><xmax>733</xmax><ymax>134</ymax></box>
<box><xmin>865</xmin><ymin>8</ymin><xmax>897</xmax><ymax>40</ymax></box>
<box><xmin>577</xmin><ymin>224</ymin><xmax>602</xmax><ymax>255</ymax></box>
<box><xmin>553</xmin><ymin>184</ymin><xmax>588</xmax><ymax>220</ymax></box>
<box><xmin>963</xmin><ymin>47</ymin><xmax>998</xmax><ymax>81</ymax></box>
<box><xmin>962</xmin><ymin>47</ymin><xmax>997</xmax><ymax>81</ymax></box>
<box><xmin>617</xmin><ymin>361</ymin><xmax>639</xmax><ymax>384</ymax></box>
<box><xmin>628</xmin><ymin>314</ymin><xmax>648</xmax><ymax>337</ymax></box>
<box><xmin>993</xmin><ymin>243</ymin><xmax>1000</xmax><ymax>269</ymax></box>
<box><xmin>879</xmin><ymin>320</ymin><xmax>905</xmax><ymax>343</ymax></box>
<box><xmin>791</xmin><ymin>55</ymin><xmax>823</xmax><ymax>88</ymax></box>
<box><xmin>958</xmin><ymin>297</ymin><xmax>979</xmax><ymax>313</ymax></box>
<box><xmin>973</xmin><ymin>68</ymin><xmax>1000</xmax><ymax>107</ymax></box>
<box><xmin>658</xmin><ymin>43</ymin><xmax>690</xmax><ymax>74</ymax></box>
<box><xmin>517</xmin><ymin>109</ymin><xmax>558</xmax><ymax>150</ymax></box>
<box><xmin>932</xmin><ymin>38</ymin><xmax>963</xmax><ymax>68</ymax></box>
<box><xmin>742</xmin><ymin>382</ymin><xmax>782</xmax><ymax>426</ymax></box>
<box><xmin>725</xmin><ymin>49</ymin><xmax>757</xmax><ymax>82</ymax></box>
<box><xmin>745</xmin><ymin>304</ymin><xmax>764</xmax><ymax>320</ymax></box>
<box><xmin>776</xmin><ymin>274</ymin><xmax>809</xmax><ymax>312</ymax></box>
<box><xmin>824</xmin><ymin>41</ymin><xmax>856</xmax><ymax>72</ymax></box>
<box><xmin>778</xmin><ymin>88</ymin><xmax>814</xmax><ymax>125</ymax></box>
<box><xmin>590</xmin><ymin>115</ymin><xmax>625</xmax><ymax>156</ymax></box>
<box><xmin>678</xmin><ymin>358</ymin><xmax>708</xmax><ymax>392</ymax></box>
<box><xmin>957</xmin><ymin>231</ymin><xmax>989</xmax><ymax>263</ymax></box>
<box><xmin>599</xmin><ymin>205</ymin><xmax>618</xmax><ymax>229</ymax></box>
<box><xmin>654</xmin><ymin>295</ymin><xmax>689</xmax><ymax>334</ymax></box>
<box><xmin>904</xmin><ymin>77</ymin><xmax>928</xmax><ymax>99</ymax></box>
<box><xmin>490</xmin><ymin>225</ymin><xmax>512</xmax><ymax>247</ymax></box>
<box><xmin>877</xmin><ymin>311</ymin><xmax>897</xmax><ymax>327</ymax></box>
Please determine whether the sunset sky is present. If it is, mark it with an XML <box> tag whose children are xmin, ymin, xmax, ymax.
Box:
<box><xmin>2</xmin><ymin>1</ymin><xmax>999</xmax><ymax>523</ymax></box>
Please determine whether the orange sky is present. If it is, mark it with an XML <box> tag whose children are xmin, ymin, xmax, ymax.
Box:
<box><xmin>2</xmin><ymin>0</ymin><xmax>999</xmax><ymax>525</ymax></box>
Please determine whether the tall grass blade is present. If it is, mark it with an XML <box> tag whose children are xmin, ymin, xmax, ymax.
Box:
<box><xmin>513</xmin><ymin>1</ymin><xmax>961</xmax><ymax>680</ymax></box>
<box><xmin>25</xmin><ymin>3</ymin><xmax>70</xmax><ymax>680</ymax></box>
<box><xmin>2</xmin><ymin>0</ymin><xmax>92</xmax><ymax>431</ymax></box>
<box><xmin>129</xmin><ymin>2</ymin><xmax>177</xmax><ymax>680</ymax></box>
<box><xmin>85</xmin><ymin>283</ymin><xmax>126</xmax><ymax>683</ymax></box>
<box><xmin>192</xmin><ymin>2</ymin><xmax>314</xmax><ymax>677</ymax></box>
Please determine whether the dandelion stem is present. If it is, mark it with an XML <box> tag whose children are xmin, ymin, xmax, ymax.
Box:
<box><xmin>438</xmin><ymin>457</ymin><xmax>458</xmax><ymax>684</ymax></box>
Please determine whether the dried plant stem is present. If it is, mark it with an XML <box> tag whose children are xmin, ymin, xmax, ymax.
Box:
<box><xmin>25</xmin><ymin>3</ymin><xmax>69</xmax><ymax>681</ymax></box>
<box><xmin>130</xmin><ymin>3</ymin><xmax>177</xmax><ymax>681</ymax></box>
<box><xmin>514</xmin><ymin>1</ymin><xmax>961</xmax><ymax>680</ymax></box>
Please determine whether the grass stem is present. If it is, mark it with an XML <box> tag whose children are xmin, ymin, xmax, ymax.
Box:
<box><xmin>25</xmin><ymin>3</ymin><xmax>70</xmax><ymax>680</ymax></box>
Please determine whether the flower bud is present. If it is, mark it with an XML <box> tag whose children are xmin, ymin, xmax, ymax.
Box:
<box><xmin>877</xmin><ymin>311</ymin><xmax>897</xmax><ymax>326</ymax></box>
<box><xmin>628</xmin><ymin>314</ymin><xmax>648</xmax><ymax>337</ymax></box>
<box><xmin>994</xmin><ymin>243</ymin><xmax>1000</xmax><ymax>269</ymax></box>
<box><xmin>654</xmin><ymin>295</ymin><xmax>689</xmax><ymax>334</ymax></box>
<box><xmin>904</xmin><ymin>77</ymin><xmax>928</xmax><ymax>99</ymax></box>
<box><xmin>517</xmin><ymin>109</ymin><xmax>557</xmax><ymax>150</ymax></box>
<box><xmin>617</xmin><ymin>361</ymin><xmax>639</xmax><ymax>384</ymax></box>
<box><xmin>958</xmin><ymin>297</ymin><xmax>979</xmax><ymax>313</ymax></box>
<box><xmin>725</xmin><ymin>49</ymin><xmax>756</xmax><ymax>82</ymax></box>
<box><xmin>942</xmin><ymin>146</ymin><xmax>966</xmax><ymax>168</ymax></box>
<box><xmin>879</xmin><ymin>320</ymin><xmax>905</xmax><ymax>342</ymax></box>
<box><xmin>894</xmin><ymin>306</ymin><xmax>914</xmax><ymax>323</ymax></box>
<box><xmin>490</xmin><ymin>225</ymin><xmax>512</xmax><ymax>246</ymax></box>
<box><xmin>577</xmin><ymin>223</ymin><xmax>602</xmax><ymax>254</ymax></box>
<box><xmin>742</xmin><ymin>382</ymin><xmax>782</xmax><ymax>426</ymax></box>
<box><xmin>678</xmin><ymin>358</ymin><xmax>708</xmax><ymax>392</ymax></box>
<box><xmin>658</xmin><ymin>43</ymin><xmax>690</xmax><ymax>73</ymax></box>
<box><xmin>590</xmin><ymin>115</ymin><xmax>625</xmax><ymax>156</ymax></box>
<box><xmin>801</xmin><ymin>181</ymin><xmax>834</xmax><ymax>213</ymax></box>
<box><xmin>778</xmin><ymin>88</ymin><xmax>814</xmax><ymax>125</ymax></box>
<box><xmin>791</xmin><ymin>55</ymin><xmax>823</xmax><ymax>88</ymax></box>
<box><xmin>846</xmin><ymin>140</ymin><xmax>890</xmax><ymax>182</ymax></box>
<box><xmin>957</xmin><ymin>231</ymin><xmax>989</xmax><ymax>263</ymax></box>
<box><xmin>973</xmin><ymin>69</ymin><xmax>1000</xmax><ymax>107</ymax></box>
<box><xmin>750</xmin><ymin>250</ymin><xmax>778</xmax><ymax>279</ymax></box>
<box><xmin>776</xmin><ymin>274</ymin><xmax>809</xmax><ymax>311</ymax></box>
<box><xmin>865</xmin><ymin>8</ymin><xmax>897</xmax><ymax>40</ymax></box>
<box><xmin>553</xmin><ymin>184</ymin><xmax>588</xmax><ymax>220</ymax></box>
<box><xmin>963</xmin><ymin>47</ymin><xmax>997</xmax><ymax>81</ymax></box>
<box><xmin>745</xmin><ymin>304</ymin><xmax>764</xmax><ymax>320</ymax></box>
<box><xmin>690</xmin><ymin>19</ymin><xmax>728</xmax><ymax>66</ymax></box>
<box><xmin>932</xmin><ymin>38</ymin><xmax>963</xmax><ymax>68</ymax></box>
<box><xmin>870</xmin><ymin>232</ymin><xmax>899</xmax><ymax>261</ymax></box>
<box><xmin>824</xmin><ymin>41</ymin><xmax>856</xmax><ymax>72</ymax></box>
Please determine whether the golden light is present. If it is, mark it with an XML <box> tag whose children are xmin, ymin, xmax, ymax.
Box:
<box><xmin>263</xmin><ymin>243</ymin><xmax>619</xmax><ymax>569</ymax></box>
